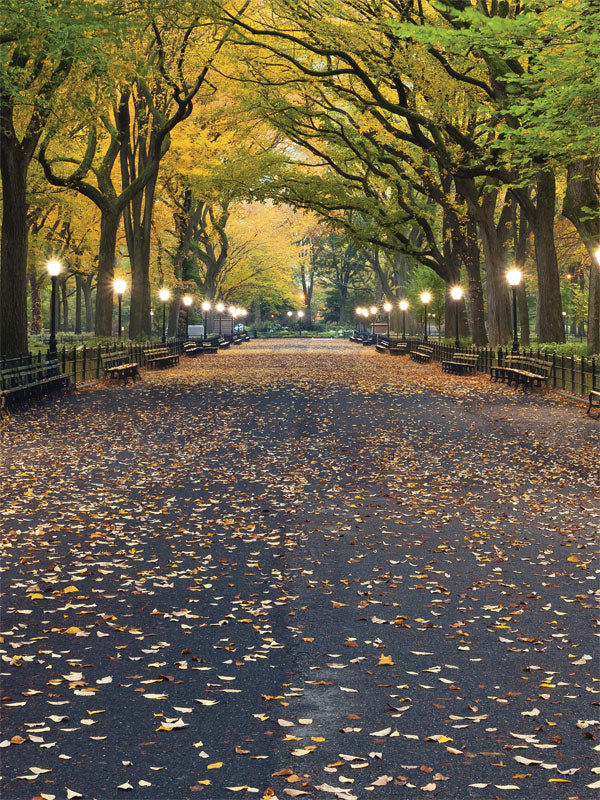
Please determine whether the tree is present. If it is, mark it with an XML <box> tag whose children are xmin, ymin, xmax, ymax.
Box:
<box><xmin>0</xmin><ymin>0</ymin><xmax>124</xmax><ymax>356</ymax></box>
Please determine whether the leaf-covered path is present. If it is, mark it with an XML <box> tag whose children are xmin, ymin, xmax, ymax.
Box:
<box><xmin>1</xmin><ymin>340</ymin><xmax>598</xmax><ymax>800</ymax></box>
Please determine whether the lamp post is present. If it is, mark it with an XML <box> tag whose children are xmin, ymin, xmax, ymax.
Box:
<box><xmin>159</xmin><ymin>288</ymin><xmax>170</xmax><ymax>343</ymax></box>
<box><xmin>47</xmin><ymin>260</ymin><xmax>62</xmax><ymax>361</ymax></box>
<box><xmin>182</xmin><ymin>294</ymin><xmax>193</xmax><ymax>339</ymax></box>
<box><xmin>562</xmin><ymin>310</ymin><xmax>567</xmax><ymax>340</ymax></box>
<box><xmin>202</xmin><ymin>301</ymin><xmax>211</xmax><ymax>340</ymax></box>
<box><xmin>383</xmin><ymin>302</ymin><xmax>392</xmax><ymax>336</ymax></box>
<box><xmin>420</xmin><ymin>292</ymin><xmax>431</xmax><ymax>342</ymax></box>
<box><xmin>216</xmin><ymin>302</ymin><xmax>225</xmax><ymax>335</ymax></box>
<box><xmin>114</xmin><ymin>279</ymin><xmax>126</xmax><ymax>340</ymax></box>
<box><xmin>450</xmin><ymin>286</ymin><xmax>463</xmax><ymax>348</ymax></box>
<box><xmin>399</xmin><ymin>299</ymin><xmax>408</xmax><ymax>341</ymax></box>
<box><xmin>506</xmin><ymin>269</ymin><xmax>522</xmax><ymax>353</ymax></box>
<box><xmin>297</xmin><ymin>309</ymin><xmax>304</xmax><ymax>336</ymax></box>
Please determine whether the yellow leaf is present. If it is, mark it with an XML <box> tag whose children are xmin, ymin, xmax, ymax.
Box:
<box><xmin>64</xmin><ymin>627</ymin><xmax>83</xmax><ymax>634</ymax></box>
<box><xmin>62</xmin><ymin>586</ymin><xmax>78</xmax><ymax>593</ymax></box>
<box><xmin>197</xmin><ymin>780</ymin><xmax>211</xmax><ymax>785</ymax></box>
<box><xmin>207</xmin><ymin>763</ymin><xmax>223</xmax><ymax>770</ymax></box>
<box><xmin>378</xmin><ymin>654</ymin><xmax>395</xmax><ymax>666</ymax></box>
<box><xmin>567</xmin><ymin>555</ymin><xmax>579</xmax><ymax>562</ymax></box>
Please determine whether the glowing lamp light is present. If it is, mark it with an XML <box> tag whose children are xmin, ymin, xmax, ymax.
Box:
<box><xmin>399</xmin><ymin>299</ymin><xmax>409</xmax><ymax>311</ymax></box>
<box><xmin>420</xmin><ymin>292</ymin><xmax>431</xmax><ymax>305</ymax></box>
<box><xmin>216</xmin><ymin>302</ymin><xmax>225</xmax><ymax>313</ymax></box>
<box><xmin>47</xmin><ymin>260</ymin><xmax>62</xmax><ymax>277</ymax></box>
<box><xmin>383</xmin><ymin>302</ymin><xmax>392</xmax><ymax>313</ymax></box>
<box><xmin>287</xmin><ymin>310</ymin><xmax>293</xmax><ymax>317</ymax></box>
<box><xmin>595</xmin><ymin>247</ymin><xmax>600</xmax><ymax>263</ymax></box>
<box><xmin>506</xmin><ymin>269</ymin><xmax>522</xmax><ymax>287</ymax></box>
<box><xmin>182</xmin><ymin>294</ymin><xmax>193</xmax><ymax>307</ymax></box>
<box><xmin>201</xmin><ymin>300</ymin><xmax>211</xmax><ymax>312</ymax></box>
<box><xmin>450</xmin><ymin>286</ymin><xmax>463</xmax><ymax>301</ymax></box>
<box><xmin>297</xmin><ymin>310</ymin><xmax>304</xmax><ymax>318</ymax></box>
<box><xmin>159</xmin><ymin>288</ymin><xmax>170</xmax><ymax>302</ymax></box>
<box><xmin>370</xmin><ymin>306</ymin><xmax>377</xmax><ymax>315</ymax></box>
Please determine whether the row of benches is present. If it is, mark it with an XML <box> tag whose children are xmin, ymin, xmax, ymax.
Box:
<box><xmin>369</xmin><ymin>336</ymin><xmax>599</xmax><ymax>415</ymax></box>
<box><xmin>1</xmin><ymin>333</ymin><xmax>251</xmax><ymax>415</ymax></box>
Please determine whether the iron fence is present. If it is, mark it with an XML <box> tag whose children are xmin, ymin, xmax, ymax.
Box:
<box><xmin>406</xmin><ymin>340</ymin><xmax>597</xmax><ymax>398</ymax></box>
<box><xmin>0</xmin><ymin>338</ymin><xmax>186</xmax><ymax>388</ymax></box>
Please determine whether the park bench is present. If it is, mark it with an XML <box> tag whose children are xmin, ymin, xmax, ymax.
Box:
<box><xmin>217</xmin><ymin>337</ymin><xmax>231</xmax><ymax>349</ymax></box>
<box><xmin>232</xmin><ymin>334</ymin><xmax>244</xmax><ymax>345</ymax></box>
<box><xmin>409</xmin><ymin>344</ymin><xmax>434</xmax><ymax>363</ymax></box>
<box><xmin>101</xmin><ymin>351</ymin><xmax>140</xmax><ymax>383</ymax></box>
<box><xmin>361</xmin><ymin>335</ymin><xmax>378</xmax><ymax>346</ymax></box>
<box><xmin>375</xmin><ymin>338</ymin><xmax>391</xmax><ymax>353</ymax></box>
<box><xmin>1</xmin><ymin>359</ymin><xmax>72</xmax><ymax>416</ymax></box>
<box><xmin>145</xmin><ymin>347</ymin><xmax>180</xmax><ymax>369</ymax></box>
<box><xmin>183</xmin><ymin>341</ymin><xmax>203</xmax><ymax>357</ymax></box>
<box><xmin>200</xmin><ymin>339</ymin><xmax>219</xmax><ymax>353</ymax></box>
<box><xmin>490</xmin><ymin>356</ymin><xmax>553</xmax><ymax>393</ymax></box>
<box><xmin>350</xmin><ymin>331</ymin><xmax>369</xmax><ymax>343</ymax></box>
<box><xmin>587</xmin><ymin>389</ymin><xmax>600</xmax><ymax>417</ymax></box>
<box><xmin>441</xmin><ymin>352</ymin><xmax>480</xmax><ymax>375</ymax></box>
<box><xmin>388</xmin><ymin>342</ymin><xmax>408</xmax><ymax>356</ymax></box>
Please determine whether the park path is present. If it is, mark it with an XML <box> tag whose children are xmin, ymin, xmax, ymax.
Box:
<box><xmin>1</xmin><ymin>339</ymin><xmax>598</xmax><ymax>800</ymax></box>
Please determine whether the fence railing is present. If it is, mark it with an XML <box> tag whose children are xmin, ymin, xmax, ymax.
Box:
<box><xmin>402</xmin><ymin>339</ymin><xmax>597</xmax><ymax>398</ymax></box>
<box><xmin>0</xmin><ymin>338</ymin><xmax>186</xmax><ymax>387</ymax></box>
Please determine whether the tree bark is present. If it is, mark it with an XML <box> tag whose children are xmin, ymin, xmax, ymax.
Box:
<box><xmin>95</xmin><ymin>211</ymin><xmax>120</xmax><ymax>337</ymax></box>
<box><xmin>0</xmin><ymin>145</ymin><xmax>29</xmax><ymax>357</ymax></box>
<box><xmin>463</xmin><ymin>219</ymin><xmax>488</xmax><ymax>345</ymax></box>
<box><xmin>83</xmin><ymin>274</ymin><xmax>94</xmax><ymax>332</ymax></box>
<box><xmin>562</xmin><ymin>158</ymin><xmax>600</xmax><ymax>353</ymax></box>
<box><xmin>531</xmin><ymin>171</ymin><xmax>564</xmax><ymax>342</ymax></box>
<box><xmin>60</xmin><ymin>277</ymin><xmax>69</xmax><ymax>331</ymax></box>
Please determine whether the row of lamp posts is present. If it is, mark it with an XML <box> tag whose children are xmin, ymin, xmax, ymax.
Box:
<box><xmin>287</xmin><ymin>309</ymin><xmax>305</xmax><ymax>335</ymax></box>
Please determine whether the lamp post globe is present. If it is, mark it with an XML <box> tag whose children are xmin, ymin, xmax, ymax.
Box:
<box><xmin>216</xmin><ymin>302</ymin><xmax>225</xmax><ymax>335</ymax></box>
<box><xmin>450</xmin><ymin>286</ymin><xmax>463</xmax><ymax>348</ymax></box>
<box><xmin>159</xmin><ymin>288</ymin><xmax>170</xmax><ymax>343</ymax></box>
<box><xmin>506</xmin><ymin>269</ymin><xmax>522</xmax><ymax>353</ymax></box>
<box><xmin>297</xmin><ymin>309</ymin><xmax>304</xmax><ymax>337</ymax></box>
<box><xmin>47</xmin><ymin>260</ymin><xmax>62</xmax><ymax>361</ymax></box>
<box><xmin>420</xmin><ymin>292</ymin><xmax>431</xmax><ymax>342</ymax></box>
<box><xmin>399</xmin><ymin>299</ymin><xmax>408</xmax><ymax>341</ymax></box>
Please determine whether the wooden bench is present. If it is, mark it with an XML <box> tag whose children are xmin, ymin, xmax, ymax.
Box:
<box><xmin>588</xmin><ymin>389</ymin><xmax>600</xmax><ymax>417</ymax></box>
<box><xmin>361</xmin><ymin>336</ymin><xmax>377</xmax><ymax>346</ymax></box>
<box><xmin>101</xmin><ymin>351</ymin><xmax>140</xmax><ymax>383</ymax></box>
<box><xmin>409</xmin><ymin>345</ymin><xmax>434</xmax><ymax>363</ymax></box>
<box><xmin>183</xmin><ymin>341</ymin><xmax>203</xmax><ymax>357</ymax></box>
<box><xmin>217</xmin><ymin>337</ymin><xmax>231</xmax><ymax>349</ymax></box>
<box><xmin>201</xmin><ymin>339</ymin><xmax>219</xmax><ymax>354</ymax></box>
<box><xmin>490</xmin><ymin>356</ymin><xmax>553</xmax><ymax>393</ymax></box>
<box><xmin>1</xmin><ymin>359</ymin><xmax>72</xmax><ymax>416</ymax></box>
<box><xmin>442</xmin><ymin>352</ymin><xmax>480</xmax><ymax>375</ymax></box>
<box><xmin>145</xmin><ymin>347</ymin><xmax>180</xmax><ymax>369</ymax></box>
<box><xmin>388</xmin><ymin>342</ymin><xmax>408</xmax><ymax>356</ymax></box>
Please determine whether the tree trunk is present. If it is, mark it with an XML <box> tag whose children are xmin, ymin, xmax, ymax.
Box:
<box><xmin>532</xmin><ymin>171</ymin><xmax>564</xmax><ymax>342</ymax></box>
<box><xmin>562</xmin><ymin>159</ymin><xmax>600</xmax><ymax>353</ymax></box>
<box><xmin>83</xmin><ymin>274</ymin><xmax>94</xmax><ymax>332</ymax></box>
<box><xmin>514</xmin><ymin>204</ymin><xmax>531</xmax><ymax>346</ymax></box>
<box><xmin>95</xmin><ymin>211</ymin><xmax>120</xmax><ymax>337</ymax></box>
<box><xmin>463</xmin><ymin>219</ymin><xmax>488</xmax><ymax>344</ymax></box>
<box><xmin>338</xmin><ymin>284</ymin><xmax>348</xmax><ymax>324</ymax></box>
<box><xmin>127</xmin><ymin>172</ymin><xmax>156</xmax><ymax>340</ymax></box>
<box><xmin>0</xmin><ymin>144</ymin><xmax>29</xmax><ymax>357</ymax></box>
<box><xmin>75</xmin><ymin>274</ymin><xmax>83</xmax><ymax>334</ymax></box>
<box><xmin>29</xmin><ymin>269</ymin><xmax>43</xmax><ymax>335</ymax></box>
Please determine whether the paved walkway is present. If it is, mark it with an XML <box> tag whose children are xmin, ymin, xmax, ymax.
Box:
<box><xmin>1</xmin><ymin>340</ymin><xmax>598</xmax><ymax>800</ymax></box>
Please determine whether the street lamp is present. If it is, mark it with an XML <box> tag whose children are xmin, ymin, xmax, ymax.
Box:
<box><xmin>47</xmin><ymin>260</ymin><xmax>62</xmax><ymax>361</ymax></box>
<box><xmin>506</xmin><ymin>269</ymin><xmax>522</xmax><ymax>353</ymax></box>
<box><xmin>450</xmin><ymin>286</ymin><xmax>463</xmax><ymax>348</ymax></box>
<box><xmin>297</xmin><ymin>309</ymin><xmax>304</xmax><ymax>336</ymax></box>
<box><xmin>202</xmin><ymin>300</ymin><xmax>211</xmax><ymax>340</ymax></box>
<box><xmin>114</xmin><ymin>279</ymin><xmax>126</xmax><ymax>340</ymax></box>
<box><xmin>383</xmin><ymin>301</ymin><xmax>392</xmax><ymax>336</ymax></box>
<box><xmin>216</xmin><ymin>302</ymin><xmax>225</xmax><ymax>335</ymax></box>
<box><xmin>159</xmin><ymin>288</ymin><xmax>170</xmax><ymax>343</ymax></box>
<box><xmin>420</xmin><ymin>292</ymin><xmax>431</xmax><ymax>342</ymax></box>
<box><xmin>399</xmin><ymin>299</ymin><xmax>408</xmax><ymax>341</ymax></box>
<box><xmin>182</xmin><ymin>294</ymin><xmax>193</xmax><ymax>339</ymax></box>
<box><xmin>369</xmin><ymin>305</ymin><xmax>377</xmax><ymax>336</ymax></box>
